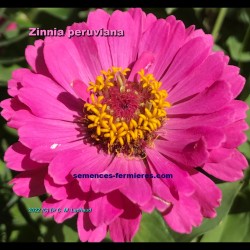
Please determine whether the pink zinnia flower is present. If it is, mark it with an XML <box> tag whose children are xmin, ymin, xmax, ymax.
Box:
<box><xmin>1</xmin><ymin>8</ymin><xmax>249</xmax><ymax>242</ymax></box>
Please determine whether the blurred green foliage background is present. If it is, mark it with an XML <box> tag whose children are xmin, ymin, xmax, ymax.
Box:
<box><xmin>0</xmin><ymin>8</ymin><xmax>250</xmax><ymax>242</ymax></box>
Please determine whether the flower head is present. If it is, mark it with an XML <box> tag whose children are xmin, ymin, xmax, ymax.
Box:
<box><xmin>1</xmin><ymin>8</ymin><xmax>249</xmax><ymax>242</ymax></box>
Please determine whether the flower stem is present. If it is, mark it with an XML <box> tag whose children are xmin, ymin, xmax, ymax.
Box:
<box><xmin>0</xmin><ymin>56</ymin><xmax>25</xmax><ymax>64</ymax></box>
<box><xmin>0</xmin><ymin>31</ymin><xmax>29</xmax><ymax>47</ymax></box>
<box><xmin>212</xmin><ymin>8</ymin><xmax>228</xmax><ymax>42</ymax></box>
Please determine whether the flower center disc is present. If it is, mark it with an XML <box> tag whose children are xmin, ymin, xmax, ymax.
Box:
<box><xmin>83</xmin><ymin>67</ymin><xmax>171</xmax><ymax>158</ymax></box>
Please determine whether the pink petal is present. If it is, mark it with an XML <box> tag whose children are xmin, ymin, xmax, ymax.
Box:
<box><xmin>44</xmin><ymin>174</ymin><xmax>69</xmax><ymax>200</ymax></box>
<box><xmin>149</xmin><ymin>170</ymin><xmax>175</xmax><ymax>212</ymax></box>
<box><xmin>70</xmin><ymin>79</ymin><xmax>89</xmax><ymax>101</ymax></box>
<box><xmin>30</xmin><ymin>140</ymin><xmax>83</xmax><ymax>163</ymax></box>
<box><xmin>177</xmin><ymin>138</ymin><xmax>209</xmax><ymax>167</ymax></box>
<box><xmin>222</xmin><ymin>120</ymin><xmax>248</xmax><ymax>148</ymax></box>
<box><xmin>89</xmin><ymin>191</ymin><xmax>123</xmax><ymax>227</ymax></box>
<box><xmin>144</xmin><ymin>12</ymin><xmax>157</xmax><ymax>30</ymax></box>
<box><xmin>139</xmin><ymin>19</ymin><xmax>171</xmax><ymax>79</ymax></box>
<box><xmin>139</xmin><ymin>198</ymin><xmax>155</xmax><ymax>213</ymax></box>
<box><xmin>19</xmin><ymin>119</ymin><xmax>83</xmax><ymax>149</ymax></box>
<box><xmin>87</xmin><ymin>9</ymin><xmax>112</xmax><ymax>71</ymax></box>
<box><xmin>163</xmin><ymin>193</ymin><xmax>202</xmax><ymax>233</ymax></box>
<box><xmin>9</xmin><ymin>167</ymin><xmax>47</xmax><ymax>197</ymax></box>
<box><xmin>169</xmin><ymin>80</ymin><xmax>232</xmax><ymax>114</ymax></box>
<box><xmin>127</xmin><ymin>8</ymin><xmax>151</xmax><ymax>61</ymax></box>
<box><xmin>158</xmin><ymin>126</ymin><xmax>225</xmax><ymax>149</ymax></box>
<box><xmin>7</xmin><ymin>68</ymin><xmax>30</xmax><ymax>97</ymax></box>
<box><xmin>220</xmin><ymin>64</ymin><xmax>245</xmax><ymax>98</ymax></box>
<box><xmin>185</xmin><ymin>25</ymin><xmax>196</xmax><ymax>38</ymax></box>
<box><xmin>18</xmin><ymin>87</ymin><xmax>83</xmax><ymax>121</ymax></box>
<box><xmin>4</xmin><ymin>142</ymin><xmax>46</xmax><ymax>171</ymax></box>
<box><xmin>0</xmin><ymin>98</ymin><xmax>30</xmax><ymax>128</ymax></box>
<box><xmin>78</xmin><ymin>178</ymin><xmax>91</xmax><ymax>193</ymax></box>
<box><xmin>185</xmin><ymin>27</ymin><xmax>213</xmax><ymax>43</ymax></box>
<box><xmin>146</xmin><ymin>148</ymin><xmax>195</xmax><ymax>195</ymax></box>
<box><xmin>128</xmin><ymin>51</ymin><xmax>155</xmax><ymax>81</ymax></box>
<box><xmin>6</xmin><ymin>105</ymin><xmax>36</xmax><ymax>129</ymax></box>
<box><xmin>68</xmin><ymin>22</ymin><xmax>102</xmax><ymax>82</ymax></box>
<box><xmin>166</xmin><ymin>106</ymin><xmax>235</xmax><ymax>129</ymax></box>
<box><xmin>227</xmin><ymin>100</ymin><xmax>249</xmax><ymax>121</ymax></box>
<box><xmin>87</xmin><ymin>225</ymin><xmax>107</xmax><ymax>242</ymax></box>
<box><xmin>139</xmin><ymin>17</ymin><xmax>185</xmax><ymax>81</ymax></box>
<box><xmin>119</xmin><ymin>160</ymin><xmax>152</xmax><ymax>206</ymax></box>
<box><xmin>204</xmin><ymin>148</ymin><xmax>248</xmax><ymax>181</ymax></box>
<box><xmin>154</xmin><ymin>138</ymin><xmax>209</xmax><ymax>167</ymax></box>
<box><xmin>17</xmin><ymin>70</ymin><xmax>65</xmax><ymax>96</ymax></box>
<box><xmin>43</xmin><ymin>36</ymin><xmax>88</xmax><ymax>96</ymax></box>
<box><xmin>189</xmin><ymin>170</ymin><xmax>221</xmax><ymax>218</ymax></box>
<box><xmin>168</xmin><ymin>52</ymin><xmax>224</xmax><ymax>103</ymax></box>
<box><xmin>0</xmin><ymin>98</ymin><xmax>17</xmax><ymax>121</ymax></box>
<box><xmin>42</xmin><ymin>196</ymin><xmax>83</xmax><ymax>223</ymax></box>
<box><xmin>49</xmin><ymin>147</ymin><xmax>112</xmax><ymax>185</ymax></box>
<box><xmin>10</xmin><ymin>67</ymin><xmax>86</xmax><ymax>106</ymax></box>
<box><xmin>91</xmin><ymin>157</ymin><xmax>128</xmax><ymax>193</ymax></box>
<box><xmin>91</xmin><ymin>157</ymin><xmax>152</xmax><ymax>204</ymax></box>
<box><xmin>161</xmin><ymin>36</ymin><xmax>213</xmax><ymax>90</ymax></box>
<box><xmin>25</xmin><ymin>39</ymin><xmax>51</xmax><ymax>76</ymax></box>
<box><xmin>152</xmin><ymin>170</ymin><xmax>203</xmax><ymax>233</ymax></box>
<box><xmin>77</xmin><ymin>212</ymin><xmax>107</xmax><ymax>242</ymax></box>
<box><xmin>128</xmin><ymin>8</ymin><xmax>156</xmax><ymax>32</ymax></box>
<box><xmin>108</xmin><ymin>10</ymin><xmax>137</xmax><ymax>68</ymax></box>
<box><xmin>109</xmin><ymin>196</ymin><xmax>141</xmax><ymax>242</ymax></box>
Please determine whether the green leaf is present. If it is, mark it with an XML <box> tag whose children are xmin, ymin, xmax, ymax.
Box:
<box><xmin>193</xmin><ymin>8</ymin><xmax>204</xmax><ymax>19</ymax></box>
<box><xmin>238</xmin><ymin>8</ymin><xmax>250</xmax><ymax>24</ymax></box>
<box><xmin>238</xmin><ymin>142</ymin><xmax>250</xmax><ymax>159</ymax></box>
<box><xmin>245</xmin><ymin>8</ymin><xmax>250</xmax><ymax>22</ymax></box>
<box><xmin>53</xmin><ymin>224</ymin><xmax>79</xmax><ymax>242</ymax></box>
<box><xmin>246</xmin><ymin>93</ymin><xmax>250</xmax><ymax>127</ymax></box>
<box><xmin>213</xmin><ymin>44</ymin><xmax>225</xmax><ymax>52</ymax></box>
<box><xmin>169</xmin><ymin>182</ymin><xmax>242</xmax><ymax>242</ymax></box>
<box><xmin>0</xmin><ymin>159</ymin><xmax>6</xmax><ymax>176</ymax></box>
<box><xmin>21</xmin><ymin>197</ymin><xmax>42</xmax><ymax>220</ymax></box>
<box><xmin>201</xmin><ymin>212</ymin><xmax>250</xmax><ymax>242</ymax></box>
<box><xmin>14</xmin><ymin>11</ymin><xmax>34</xmax><ymax>28</ymax></box>
<box><xmin>244</xmin><ymin>94</ymin><xmax>250</xmax><ymax>141</ymax></box>
<box><xmin>42</xmin><ymin>217</ymin><xmax>78</xmax><ymax>242</ymax></box>
<box><xmin>0</xmin><ymin>64</ymin><xmax>19</xmax><ymax>85</ymax></box>
<box><xmin>230</xmin><ymin>179</ymin><xmax>250</xmax><ymax>212</ymax></box>
<box><xmin>0</xmin><ymin>159</ymin><xmax>11</xmax><ymax>182</ymax></box>
<box><xmin>4</xmin><ymin>125</ymin><xmax>18</xmax><ymax>137</ymax></box>
<box><xmin>133</xmin><ymin>210</ymin><xmax>174</xmax><ymax>242</ymax></box>
<box><xmin>165</xmin><ymin>8</ymin><xmax>178</xmax><ymax>15</ymax></box>
<box><xmin>226</xmin><ymin>36</ymin><xmax>250</xmax><ymax>62</ymax></box>
<box><xmin>3</xmin><ymin>29</ymin><xmax>19</xmax><ymax>40</ymax></box>
<box><xmin>9</xmin><ymin>224</ymin><xmax>40</xmax><ymax>242</ymax></box>
<box><xmin>37</xmin><ymin>8</ymin><xmax>74</xmax><ymax>21</ymax></box>
<box><xmin>0</xmin><ymin>138</ymin><xmax>8</xmax><ymax>152</ymax></box>
<box><xmin>9</xmin><ymin>202</ymin><xmax>27</xmax><ymax>226</ymax></box>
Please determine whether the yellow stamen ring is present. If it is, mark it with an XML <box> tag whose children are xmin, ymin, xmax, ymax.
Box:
<box><xmin>84</xmin><ymin>67</ymin><xmax>171</xmax><ymax>156</ymax></box>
